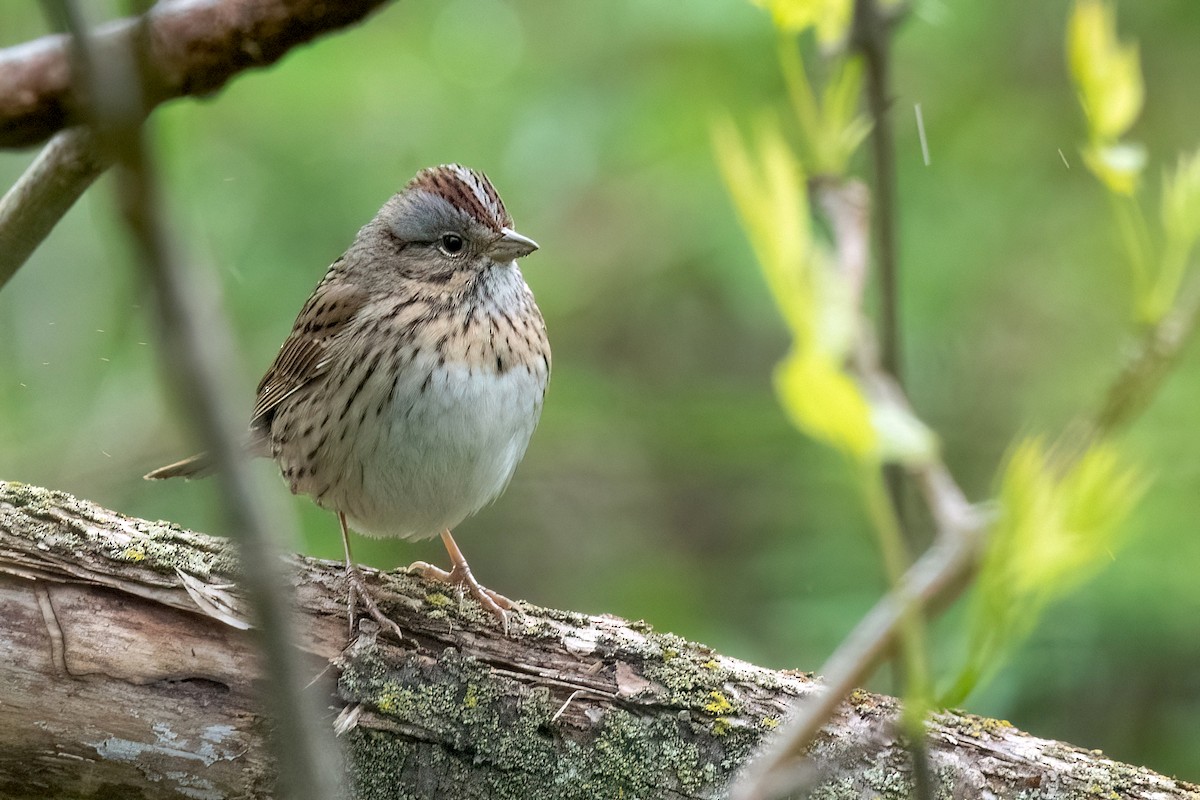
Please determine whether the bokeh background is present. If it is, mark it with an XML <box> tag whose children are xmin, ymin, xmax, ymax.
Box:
<box><xmin>2</xmin><ymin>0</ymin><xmax>1198</xmax><ymax>781</ymax></box>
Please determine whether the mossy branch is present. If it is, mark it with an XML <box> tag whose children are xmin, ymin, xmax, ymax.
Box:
<box><xmin>1</xmin><ymin>480</ymin><xmax>1196</xmax><ymax>800</ymax></box>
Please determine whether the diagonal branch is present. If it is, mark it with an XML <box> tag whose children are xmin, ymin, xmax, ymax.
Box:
<box><xmin>0</xmin><ymin>0</ymin><xmax>394</xmax><ymax>149</ymax></box>
<box><xmin>0</xmin><ymin>126</ymin><xmax>105</xmax><ymax>290</ymax></box>
<box><xmin>0</xmin><ymin>0</ymin><xmax>395</xmax><ymax>293</ymax></box>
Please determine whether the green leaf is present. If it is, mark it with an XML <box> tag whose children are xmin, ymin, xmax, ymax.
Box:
<box><xmin>712</xmin><ymin>117</ymin><xmax>814</xmax><ymax>345</ymax></box>
<box><xmin>1161</xmin><ymin>148</ymin><xmax>1200</xmax><ymax>263</ymax></box>
<box><xmin>870</xmin><ymin>393</ymin><xmax>938</xmax><ymax>466</ymax></box>
<box><xmin>714</xmin><ymin>115</ymin><xmax>938</xmax><ymax>465</ymax></box>
<box><xmin>779</xmin><ymin>43</ymin><xmax>871</xmax><ymax>175</ymax></box>
<box><xmin>1067</xmin><ymin>0</ymin><xmax>1144</xmax><ymax>142</ymax></box>
<box><xmin>1163</xmin><ymin>150</ymin><xmax>1200</xmax><ymax>240</ymax></box>
<box><xmin>753</xmin><ymin>0</ymin><xmax>853</xmax><ymax>49</ymax></box>
<box><xmin>714</xmin><ymin>118</ymin><xmax>878</xmax><ymax>462</ymax></box>
<box><xmin>775</xmin><ymin>347</ymin><xmax>876</xmax><ymax>460</ymax></box>
<box><xmin>821</xmin><ymin>58</ymin><xmax>872</xmax><ymax>166</ymax></box>
<box><xmin>1082</xmin><ymin>141</ymin><xmax>1146</xmax><ymax>196</ymax></box>
<box><xmin>943</xmin><ymin>437</ymin><xmax>1144</xmax><ymax>705</ymax></box>
<box><xmin>1147</xmin><ymin>149</ymin><xmax>1200</xmax><ymax>317</ymax></box>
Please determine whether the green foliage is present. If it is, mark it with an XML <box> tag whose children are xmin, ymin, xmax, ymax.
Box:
<box><xmin>712</xmin><ymin>119</ymin><xmax>820</xmax><ymax>348</ymax></box>
<box><xmin>1069</xmin><ymin>0</ymin><xmax>1145</xmax><ymax>196</ymax></box>
<box><xmin>944</xmin><ymin>438</ymin><xmax>1144</xmax><ymax>706</ymax></box>
<box><xmin>728</xmin><ymin>0</ymin><xmax>1155</xmax><ymax>723</ymax></box>
<box><xmin>712</xmin><ymin>118</ymin><xmax>876</xmax><ymax>461</ymax></box>
<box><xmin>718</xmin><ymin>0</ymin><xmax>937</xmax><ymax>738</ymax></box>
<box><xmin>1068</xmin><ymin>0</ymin><xmax>1200</xmax><ymax>323</ymax></box>
<box><xmin>1155</xmin><ymin>148</ymin><xmax>1200</xmax><ymax>318</ymax></box>
<box><xmin>1161</xmin><ymin>150</ymin><xmax>1200</xmax><ymax>253</ymax></box>
<box><xmin>775</xmin><ymin>346</ymin><xmax>876</xmax><ymax>460</ymax></box>
<box><xmin>1068</xmin><ymin>0</ymin><xmax>1143</xmax><ymax>147</ymax></box>
<box><xmin>712</xmin><ymin>30</ymin><xmax>934</xmax><ymax>467</ymax></box>
<box><xmin>753</xmin><ymin>0</ymin><xmax>853</xmax><ymax>49</ymax></box>
<box><xmin>779</xmin><ymin>45</ymin><xmax>871</xmax><ymax>176</ymax></box>
<box><xmin>939</xmin><ymin>0</ymin><xmax>1160</xmax><ymax>709</ymax></box>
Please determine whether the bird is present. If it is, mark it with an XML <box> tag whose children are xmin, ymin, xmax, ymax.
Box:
<box><xmin>146</xmin><ymin>164</ymin><xmax>550</xmax><ymax>635</ymax></box>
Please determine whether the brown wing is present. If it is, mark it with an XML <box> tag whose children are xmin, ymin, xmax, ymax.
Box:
<box><xmin>251</xmin><ymin>278</ymin><xmax>369</xmax><ymax>432</ymax></box>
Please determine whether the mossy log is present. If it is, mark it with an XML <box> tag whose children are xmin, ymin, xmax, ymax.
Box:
<box><xmin>0</xmin><ymin>480</ymin><xmax>1196</xmax><ymax>800</ymax></box>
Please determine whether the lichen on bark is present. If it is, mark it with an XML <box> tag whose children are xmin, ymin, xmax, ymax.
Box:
<box><xmin>338</xmin><ymin>637</ymin><xmax>761</xmax><ymax>800</ymax></box>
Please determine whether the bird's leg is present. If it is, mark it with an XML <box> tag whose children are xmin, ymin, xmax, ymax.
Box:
<box><xmin>339</xmin><ymin>512</ymin><xmax>404</xmax><ymax>642</ymax></box>
<box><xmin>410</xmin><ymin>529</ymin><xmax>515</xmax><ymax>626</ymax></box>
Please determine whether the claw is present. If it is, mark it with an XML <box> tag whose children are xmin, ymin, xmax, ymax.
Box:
<box><xmin>409</xmin><ymin>529</ymin><xmax>518</xmax><ymax>629</ymax></box>
<box><xmin>343</xmin><ymin>562</ymin><xmax>405</xmax><ymax>642</ymax></box>
<box><xmin>337</xmin><ymin>512</ymin><xmax>404</xmax><ymax>643</ymax></box>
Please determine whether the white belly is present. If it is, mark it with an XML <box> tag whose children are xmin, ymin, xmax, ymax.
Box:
<box><xmin>342</xmin><ymin>359</ymin><xmax>545</xmax><ymax>540</ymax></box>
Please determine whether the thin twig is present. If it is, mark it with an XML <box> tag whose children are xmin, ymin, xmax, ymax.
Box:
<box><xmin>1094</xmin><ymin>277</ymin><xmax>1200</xmax><ymax>435</ymax></box>
<box><xmin>852</xmin><ymin>0</ymin><xmax>914</xmax><ymax>622</ymax></box>
<box><xmin>0</xmin><ymin>127</ymin><xmax>105</xmax><ymax>291</ymax></box>
<box><xmin>852</xmin><ymin>0</ymin><xmax>902</xmax><ymax>387</ymax></box>
<box><xmin>848</xmin><ymin>10</ymin><xmax>932</xmax><ymax>793</ymax></box>
<box><xmin>43</xmin><ymin>2</ymin><xmax>344</xmax><ymax>798</ymax></box>
<box><xmin>731</xmin><ymin>460</ymin><xmax>986</xmax><ymax>800</ymax></box>
<box><xmin>730</xmin><ymin>521</ymin><xmax>984</xmax><ymax>800</ymax></box>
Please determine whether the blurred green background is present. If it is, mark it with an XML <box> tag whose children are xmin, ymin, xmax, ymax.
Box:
<box><xmin>2</xmin><ymin>0</ymin><xmax>1198</xmax><ymax>782</ymax></box>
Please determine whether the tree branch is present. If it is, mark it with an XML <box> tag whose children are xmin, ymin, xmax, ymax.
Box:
<box><xmin>0</xmin><ymin>0</ymin><xmax>394</xmax><ymax>149</ymax></box>
<box><xmin>1</xmin><ymin>480</ymin><xmax>1195</xmax><ymax>799</ymax></box>
<box><xmin>0</xmin><ymin>0</ymin><xmax>395</xmax><ymax>293</ymax></box>
<box><xmin>0</xmin><ymin>127</ymin><xmax>105</xmax><ymax>291</ymax></box>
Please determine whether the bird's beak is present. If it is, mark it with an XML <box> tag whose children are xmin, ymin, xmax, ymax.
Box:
<box><xmin>489</xmin><ymin>227</ymin><xmax>539</xmax><ymax>262</ymax></box>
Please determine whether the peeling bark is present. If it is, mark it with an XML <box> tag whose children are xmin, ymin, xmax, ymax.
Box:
<box><xmin>0</xmin><ymin>480</ymin><xmax>1196</xmax><ymax>799</ymax></box>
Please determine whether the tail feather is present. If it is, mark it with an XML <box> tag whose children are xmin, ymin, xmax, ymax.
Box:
<box><xmin>144</xmin><ymin>453</ymin><xmax>216</xmax><ymax>481</ymax></box>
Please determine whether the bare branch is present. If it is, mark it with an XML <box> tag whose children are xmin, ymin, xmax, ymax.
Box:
<box><xmin>732</xmin><ymin>503</ymin><xmax>987</xmax><ymax>800</ymax></box>
<box><xmin>0</xmin><ymin>127</ymin><xmax>105</xmax><ymax>291</ymax></box>
<box><xmin>1</xmin><ymin>0</ymin><xmax>394</xmax><ymax>149</ymax></box>
<box><xmin>0</xmin><ymin>0</ymin><xmax>394</xmax><ymax>291</ymax></box>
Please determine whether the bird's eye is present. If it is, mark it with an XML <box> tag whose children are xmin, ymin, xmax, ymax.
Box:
<box><xmin>439</xmin><ymin>233</ymin><xmax>465</xmax><ymax>255</ymax></box>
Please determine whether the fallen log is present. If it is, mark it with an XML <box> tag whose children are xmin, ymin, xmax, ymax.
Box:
<box><xmin>0</xmin><ymin>480</ymin><xmax>1195</xmax><ymax>799</ymax></box>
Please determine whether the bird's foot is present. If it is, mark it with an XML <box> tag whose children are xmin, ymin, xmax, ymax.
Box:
<box><xmin>409</xmin><ymin>559</ymin><xmax>516</xmax><ymax>630</ymax></box>
<box><xmin>343</xmin><ymin>563</ymin><xmax>405</xmax><ymax>643</ymax></box>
